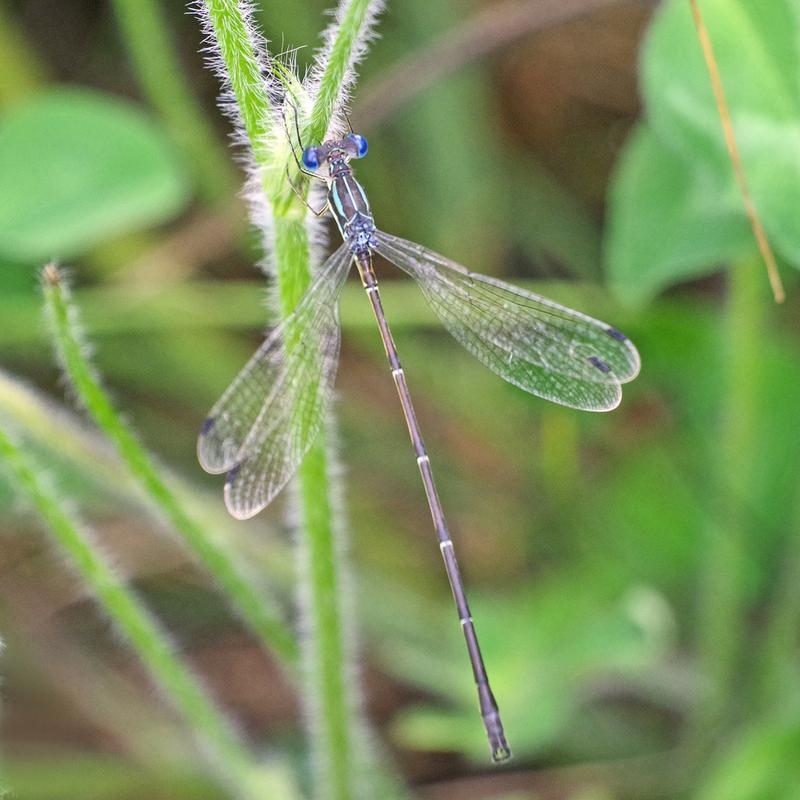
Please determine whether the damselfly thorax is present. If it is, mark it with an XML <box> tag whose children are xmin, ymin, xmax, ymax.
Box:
<box><xmin>323</xmin><ymin>145</ymin><xmax>377</xmax><ymax>258</ymax></box>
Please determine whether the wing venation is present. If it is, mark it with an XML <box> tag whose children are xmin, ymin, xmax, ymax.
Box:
<box><xmin>373</xmin><ymin>231</ymin><xmax>639</xmax><ymax>412</ymax></box>
<box><xmin>198</xmin><ymin>243</ymin><xmax>353</xmax><ymax>518</ymax></box>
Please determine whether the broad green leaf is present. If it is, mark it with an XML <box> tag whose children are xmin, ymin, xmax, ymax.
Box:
<box><xmin>641</xmin><ymin>0</ymin><xmax>800</xmax><ymax>265</ymax></box>
<box><xmin>605</xmin><ymin>124</ymin><xmax>752</xmax><ymax>306</ymax></box>
<box><xmin>0</xmin><ymin>88</ymin><xmax>190</xmax><ymax>262</ymax></box>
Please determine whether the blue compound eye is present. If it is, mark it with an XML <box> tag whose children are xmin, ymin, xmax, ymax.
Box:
<box><xmin>348</xmin><ymin>133</ymin><xmax>368</xmax><ymax>158</ymax></box>
<box><xmin>301</xmin><ymin>147</ymin><xmax>320</xmax><ymax>169</ymax></box>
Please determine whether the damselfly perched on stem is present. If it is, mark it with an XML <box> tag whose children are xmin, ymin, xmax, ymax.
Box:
<box><xmin>198</xmin><ymin>131</ymin><xmax>640</xmax><ymax>763</ymax></box>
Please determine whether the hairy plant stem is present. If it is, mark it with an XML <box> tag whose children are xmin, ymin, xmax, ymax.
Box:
<box><xmin>0</xmin><ymin>425</ymin><xmax>264</xmax><ymax>798</ymax></box>
<box><xmin>307</xmin><ymin>0</ymin><xmax>375</xmax><ymax>144</ymax></box>
<box><xmin>275</xmin><ymin>218</ymin><xmax>362</xmax><ymax>800</ymax></box>
<box><xmin>41</xmin><ymin>265</ymin><xmax>298</xmax><ymax>668</ymax></box>
<box><xmin>203</xmin><ymin>0</ymin><xmax>272</xmax><ymax>156</ymax></box>
<box><xmin>295</xmin><ymin>436</ymin><xmax>357</xmax><ymax>800</ymax></box>
<box><xmin>686</xmin><ymin>258</ymin><xmax>764</xmax><ymax>760</ymax></box>
<box><xmin>200</xmin><ymin>2</ymin><xmax>384</xmax><ymax>797</ymax></box>
<box><xmin>111</xmin><ymin>0</ymin><xmax>236</xmax><ymax>205</ymax></box>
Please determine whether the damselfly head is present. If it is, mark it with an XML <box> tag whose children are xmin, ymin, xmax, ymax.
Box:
<box><xmin>301</xmin><ymin>133</ymin><xmax>368</xmax><ymax>171</ymax></box>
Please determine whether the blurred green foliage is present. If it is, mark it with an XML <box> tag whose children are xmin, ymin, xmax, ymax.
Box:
<box><xmin>1</xmin><ymin>0</ymin><xmax>800</xmax><ymax>798</ymax></box>
<box><xmin>607</xmin><ymin>0</ymin><xmax>800</xmax><ymax>304</ymax></box>
<box><xmin>0</xmin><ymin>88</ymin><xmax>189</xmax><ymax>261</ymax></box>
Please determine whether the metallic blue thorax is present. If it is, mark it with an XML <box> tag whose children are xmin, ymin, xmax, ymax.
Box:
<box><xmin>327</xmin><ymin>155</ymin><xmax>376</xmax><ymax>256</ymax></box>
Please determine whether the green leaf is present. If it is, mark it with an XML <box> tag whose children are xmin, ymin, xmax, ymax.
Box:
<box><xmin>641</xmin><ymin>0</ymin><xmax>800</xmax><ymax>265</ymax></box>
<box><xmin>605</xmin><ymin>124</ymin><xmax>752</xmax><ymax>306</ymax></box>
<box><xmin>0</xmin><ymin>87</ymin><xmax>190</xmax><ymax>262</ymax></box>
<box><xmin>605</xmin><ymin>0</ymin><xmax>800</xmax><ymax>303</ymax></box>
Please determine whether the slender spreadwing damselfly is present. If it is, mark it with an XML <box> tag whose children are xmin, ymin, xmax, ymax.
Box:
<box><xmin>198</xmin><ymin>131</ymin><xmax>640</xmax><ymax>762</ymax></box>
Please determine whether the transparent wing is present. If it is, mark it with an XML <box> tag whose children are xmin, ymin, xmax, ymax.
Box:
<box><xmin>373</xmin><ymin>231</ymin><xmax>640</xmax><ymax>412</ymax></box>
<box><xmin>198</xmin><ymin>243</ymin><xmax>353</xmax><ymax>519</ymax></box>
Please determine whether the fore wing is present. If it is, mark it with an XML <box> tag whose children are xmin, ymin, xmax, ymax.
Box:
<box><xmin>198</xmin><ymin>243</ymin><xmax>353</xmax><ymax>518</ymax></box>
<box><xmin>373</xmin><ymin>231</ymin><xmax>639</xmax><ymax>412</ymax></box>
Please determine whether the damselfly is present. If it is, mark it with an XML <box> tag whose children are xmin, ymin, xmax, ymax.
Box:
<box><xmin>198</xmin><ymin>132</ymin><xmax>640</xmax><ymax>763</ymax></box>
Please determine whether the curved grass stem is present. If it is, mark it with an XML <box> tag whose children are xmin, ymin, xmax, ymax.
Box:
<box><xmin>41</xmin><ymin>264</ymin><xmax>298</xmax><ymax>669</ymax></box>
<box><xmin>0</xmin><ymin>424</ymin><xmax>268</xmax><ymax>799</ymax></box>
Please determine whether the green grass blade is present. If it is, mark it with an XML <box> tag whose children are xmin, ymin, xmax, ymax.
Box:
<box><xmin>40</xmin><ymin>264</ymin><xmax>298</xmax><ymax>668</ymax></box>
<box><xmin>0</xmin><ymin>423</ymin><xmax>269</xmax><ymax>799</ymax></box>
